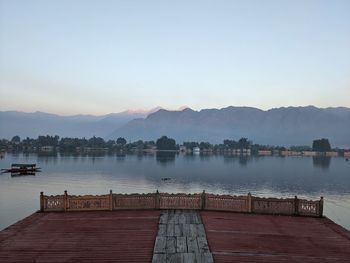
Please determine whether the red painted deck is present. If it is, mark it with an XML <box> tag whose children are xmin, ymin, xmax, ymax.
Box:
<box><xmin>0</xmin><ymin>210</ymin><xmax>160</xmax><ymax>263</ymax></box>
<box><xmin>201</xmin><ymin>211</ymin><xmax>350</xmax><ymax>263</ymax></box>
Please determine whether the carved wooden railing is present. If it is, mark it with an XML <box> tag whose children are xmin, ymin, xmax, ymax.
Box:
<box><xmin>114</xmin><ymin>193</ymin><xmax>156</xmax><ymax>209</ymax></box>
<box><xmin>40</xmin><ymin>191</ymin><xmax>324</xmax><ymax>217</ymax></box>
<box><xmin>159</xmin><ymin>193</ymin><xmax>201</xmax><ymax>209</ymax></box>
<box><xmin>205</xmin><ymin>193</ymin><xmax>249</xmax><ymax>212</ymax></box>
<box><xmin>252</xmin><ymin>196</ymin><xmax>295</xmax><ymax>215</ymax></box>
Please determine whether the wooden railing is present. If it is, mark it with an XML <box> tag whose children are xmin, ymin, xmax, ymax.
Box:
<box><xmin>40</xmin><ymin>191</ymin><xmax>324</xmax><ymax>217</ymax></box>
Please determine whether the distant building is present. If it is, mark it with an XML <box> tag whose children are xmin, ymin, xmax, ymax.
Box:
<box><xmin>325</xmin><ymin>152</ymin><xmax>338</xmax><ymax>157</ymax></box>
<box><xmin>344</xmin><ymin>152</ymin><xmax>350</xmax><ymax>157</ymax></box>
<box><xmin>39</xmin><ymin>146</ymin><xmax>54</xmax><ymax>152</ymax></box>
<box><xmin>242</xmin><ymin>148</ymin><xmax>251</xmax><ymax>155</ymax></box>
<box><xmin>302</xmin><ymin>151</ymin><xmax>317</xmax><ymax>156</ymax></box>
<box><xmin>258</xmin><ymin>150</ymin><xmax>272</xmax><ymax>156</ymax></box>
<box><xmin>193</xmin><ymin>147</ymin><xmax>200</xmax><ymax>154</ymax></box>
<box><xmin>281</xmin><ymin>150</ymin><xmax>301</xmax><ymax>156</ymax></box>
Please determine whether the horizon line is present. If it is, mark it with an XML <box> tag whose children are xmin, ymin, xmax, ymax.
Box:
<box><xmin>1</xmin><ymin>104</ymin><xmax>350</xmax><ymax>117</ymax></box>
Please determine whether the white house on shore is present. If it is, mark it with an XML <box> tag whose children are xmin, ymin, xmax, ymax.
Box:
<box><xmin>193</xmin><ymin>147</ymin><xmax>200</xmax><ymax>154</ymax></box>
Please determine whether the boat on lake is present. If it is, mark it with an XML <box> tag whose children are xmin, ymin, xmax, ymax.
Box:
<box><xmin>1</xmin><ymin>164</ymin><xmax>41</xmax><ymax>174</ymax></box>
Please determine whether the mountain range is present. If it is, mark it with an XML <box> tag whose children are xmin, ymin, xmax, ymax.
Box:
<box><xmin>1</xmin><ymin>106</ymin><xmax>350</xmax><ymax>147</ymax></box>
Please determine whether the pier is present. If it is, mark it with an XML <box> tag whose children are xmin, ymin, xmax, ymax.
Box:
<box><xmin>0</xmin><ymin>191</ymin><xmax>349</xmax><ymax>262</ymax></box>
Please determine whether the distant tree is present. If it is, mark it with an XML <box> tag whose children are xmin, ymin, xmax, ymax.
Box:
<box><xmin>116</xmin><ymin>137</ymin><xmax>127</xmax><ymax>145</ymax></box>
<box><xmin>11</xmin><ymin>135</ymin><xmax>21</xmax><ymax>143</ymax></box>
<box><xmin>312</xmin><ymin>138</ymin><xmax>331</xmax><ymax>152</ymax></box>
<box><xmin>37</xmin><ymin>135</ymin><xmax>59</xmax><ymax>146</ymax></box>
<box><xmin>223</xmin><ymin>139</ymin><xmax>237</xmax><ymax>149</ymax></box>
<box><xmin>156</xmin><ymin>136</ymin><xmax>176</xmax><ymax>150</ymax></box>
<box><xmin>199</xmin><ymin>142</ymin><xmax>212</xmax><ymax>150</ymax></box>
<box><xmin>88</xmin><ymin>136</ymin><xmax>105</xmax><ymax>147</ymax></box>
<box><xmin>238</xmin><ymin>138</ymin><xmax>250</xmax><ymax>149</ymax></box>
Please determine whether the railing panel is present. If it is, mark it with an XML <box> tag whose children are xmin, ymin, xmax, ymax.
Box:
<box><xmin>205</xmin><ymin>194</ymin><xmax>248</xmax><ymax>212</ymax></box>
<box><xmin>160</xmin><ymin>194</ymin><xmax>201</xmax><ymax>209</ymax></box>
<box><xmin>44</xmin><ymin>195</ymin><xmax>64</xmax><ymax>211</ymax></box>
<box><xmin>252</xmin><ymin>197</ymin><xmax>294</xmax><ymax>215</ymax></box>
<box><xmin>113</xmin><ymin>194</ymin><xmax>156</xmax><ymax>209</ymax></box>
<box><xmin>68</xmin><ymin>195</ymin><xmax>110</xmax><ymax>211</ymax></box>
<box><xmin>40</xmin><ymin>192</ymin><xmax>323</xmax><ymax>217</ymax></box>
<box><xmin>298</xmin><ymin>200</ymin><xmax>320</xmax><ymax>216</ymax></box>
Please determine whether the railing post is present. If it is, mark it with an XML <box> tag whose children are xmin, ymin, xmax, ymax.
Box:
<box><xmin>40</xmin><ymin>192</ymin><xmax>44</xmax><ymax>212</ymax></box>
<box><xmin>155</xmin><ymin>190</ymin><xmax>160</xmax><ymax>209</ymax></box>
<box><xmin>319</xmin><ymin>196</ymin><xmax>324</xmax><ymax>217</ymax></box>
<box><xmin>294</xmin><ymin>196</ymin><xmax>299</xmax><ymax>216</ymax></box>
<box><xmin>109</xmin><ymin>190</ymin><xmax>113</xmax><ymax>211</ymax></box>
<box><xmin>247</xmin><ymin>192</ymin><xmax>252</xmax><ymax>213</ymax></box>
<box><xmin>201</xmin><ymin>190</ymin><xmax>206</xmax><ymax>210</ymax></box>
<box><xmin>64</xmin><ymin>190</ymin><xmax>68</xmax><ymax>212</ymax></box>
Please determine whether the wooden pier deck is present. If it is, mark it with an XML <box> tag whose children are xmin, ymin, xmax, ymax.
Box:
<box><xmin>201</xmin><ymin>211</ymin><xmax>350</xmax><ymax>263</ymax></box>
<box><xmin>0</xmin><ymin>210</ymin><xmax>160</xmax><ymax>263</ymax></box>
<box><xmin>0</xmin><ymin>210</ymin><xmax>350</xmax><ymax>262</ymax></box>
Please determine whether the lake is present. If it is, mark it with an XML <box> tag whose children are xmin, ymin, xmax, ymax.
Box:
<box><xmin>0</xmin><ymin>152</ymin><xmax>349</xmax><ymax>231</ymax></box>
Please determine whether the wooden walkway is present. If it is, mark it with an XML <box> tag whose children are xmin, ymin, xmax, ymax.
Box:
<box><xmin>201</xmin><ymin>211</ymin><xmax>350</xmax><ymax>263</ymax></box>
<box><xmin>1</xmin><ymin>210</ymin><xmax>350</xmax><ymax>262</ymax></box>
<box><xmin>152</xmin><ymin>210</ymin><xmax>213</xmax><ymax>263</ymax></box>
<box><xmin>0</xmin><ymin>210</ymin><xmax>160</xmax><ymax>263</ymax></box>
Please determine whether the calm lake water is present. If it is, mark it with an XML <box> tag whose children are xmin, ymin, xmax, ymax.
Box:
<box><xmin>0</xmin><ymin>152</ymin><xmax>349</xmax><ymax>231</ymax></box>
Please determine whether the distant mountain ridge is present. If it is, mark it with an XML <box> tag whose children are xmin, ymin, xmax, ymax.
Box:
<box><xmin>1</xmin><ymin>106</ymin><xmax>350</xmax><ymax>147</ymax></box>
<box><xmin>0</xmin><ymin>108</ymin><xmax>157</xmax><ymax>139</ymax></box>
<box><xmin>109</xmin><ymin>106</ymin><xmax>350</xmax><ymax>147</ymax></box>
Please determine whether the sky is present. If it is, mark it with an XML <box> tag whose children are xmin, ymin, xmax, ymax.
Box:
<box><xmin>0</xmin><ymin>0</ymin><xmax>349</xmax><ymax>115</ymax></box>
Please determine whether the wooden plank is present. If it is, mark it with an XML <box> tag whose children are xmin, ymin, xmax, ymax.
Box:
<box><xmin>193</xmin><ymin>213</ymin><xmax>201</xmax><ymax>224</ymax></box>
<box><xmin>176</xmin><ymin>237</ymin><xmax>187</xmax><ymax>253</ymax></box>
<box><xmin>158</xmin><ymin>224</ymin><xmax>167</xmax><ymax>236</ymax></box>
<box><xmin>154</xmin><ymin>236</ymin><xmax>167</xmax><ymax>253</ymax></box>
<box><xmin>187</xmin><ymin>237</ymin><xmax>199</xmax><ymax>253</ymax></box>
<box><xmin>174</xmin><ymin>224</ymin><xmax>183</xmax><ymax>237</ymax></box>
<box><xmin>183</xmin><ymin>253</ymin><xmax>196</xmax><ymax>263</ymax></box>
<box><xmin>159</xmin><ymin>211</ymin><xmax>168</xmax><ymax>224</ymax></box>
<box><xmin>179</xmin><ymin>213</ymin><xmax>186</xmax><ymax>224</ymax></box>
<box><xmin>197</xmin><ymin>237</ymin><xmax>210</xmax><ymax>253</ymax></box>
<box><xmin>197</xmin><ymin>224</ymin><xmax>206</xmax><ymax>237</ymax></box>
<box><xmin>166</xmin><ymin>237</ymin><xmax>176</xmax><ymax>253</ymax></box>
<box><xmin>190</xmin><ymin>224</ymin><xmax>198</xmax><ymax>236</ymax></box>
<box><xmin>152</xmin><ymin>253</ymin><xmax>166</xmax><ymax>263</ymax></box>
<box><xmin>167</xmin><ymin>252</ymin><xmax>183</xmax><ymax>263</ymax></box>
<box><xmin>167</xmin><ymin>210</ymin><xmax>174</xmax><ymax>223</ymax></box>
<box><xmin>185</xmin><ymin>211</ymin><xmax>193</xmax><ymax>224</ymax></box>
<box><xmin>166</xmin><ymin>223</ymin><xmax>174</xmax><ymax>236</ymax></box>
<box><xmin>199</xmin><ymin>252</ymin><xmax>214</xmax><ymax>263</ymax></box>
<box><xmin>182</xmin><ymin>224</ymin><xmax>190</xmax><ymax>237</ymax></box>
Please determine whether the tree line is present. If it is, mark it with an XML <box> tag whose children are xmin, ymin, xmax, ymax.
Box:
<box><xmin>0</xmin><ymin>135</ymin><xmax>339</xmax><ymax>153</ymax></box>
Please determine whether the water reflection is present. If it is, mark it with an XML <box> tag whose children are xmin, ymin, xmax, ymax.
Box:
<box><xmin>239</xmin><ymin>156</ymin><xmax>249</xmax><ymax>166</ymax></box>
<box><xmin>313</xmin><ymin>156</ymin><xmax>331</xmax><ymax>169</ymax></box>
<box><xmin>1</xmin><ymin>153</ymin><xmax>350</xmax><ymax>231</ymax></box>
<box><xmin>156</xmin><ymin>152</ymin><xmax>176</xmax><ymax>165</ymax></box>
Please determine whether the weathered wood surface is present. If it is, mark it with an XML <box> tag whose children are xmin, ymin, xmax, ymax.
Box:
<box><xmin>152</xmin><ymin>210</ymin><xmax>213</xmax><ymax>263</ymax></box>
<box><xmin>0</xmin><ymin>210</ymin><xmax>160</xmax><ymax>263</ymax></box>
<box><xmin>41</xmin><ymin>191</ymin><xmax>323</xmax><ymax>217</ymax></box>
<box><xmin>201</xmin><ymin>211</ymin><xmax>350</xmax><ymax>263</ymax></box>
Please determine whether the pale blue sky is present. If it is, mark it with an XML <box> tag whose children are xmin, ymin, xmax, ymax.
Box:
<box><xmin>0</xmin><ymin>0</ymin><xmax>349</xmax><ymax>115</ymax></box>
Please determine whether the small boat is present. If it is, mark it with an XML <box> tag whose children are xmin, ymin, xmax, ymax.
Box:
<box><xmin>1</xmin><ymin>164</ymin><xmax>41</xmax><ymax>174</ymax></box>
